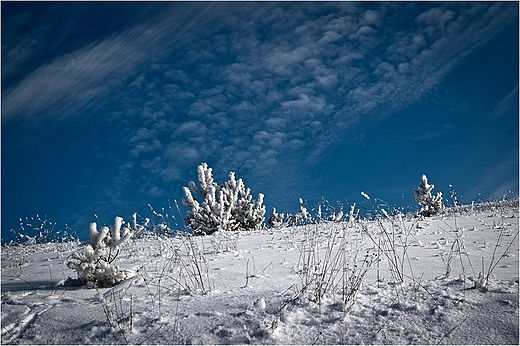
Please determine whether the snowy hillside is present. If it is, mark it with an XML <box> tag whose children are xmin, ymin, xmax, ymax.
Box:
<box><xmin>2</xmin><ymin>202</ymin><xmax>518</xmax><ymax>344</ymax></box>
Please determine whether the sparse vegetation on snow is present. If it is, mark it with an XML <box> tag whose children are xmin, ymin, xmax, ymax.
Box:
<box><xmin>2</xmin><ymin>197</ymin><xmax>518</xmax><ymax>344</ymax></box>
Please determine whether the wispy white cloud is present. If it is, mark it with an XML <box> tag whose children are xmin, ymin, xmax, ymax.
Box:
<box><xmin>1</xmin><ymin>2</ymin><xmax>225</xmax><ymax>122</ymax></box>
<box><xmin>493</xmin><ymin>85</ymin><xmax>519</xmax><ymax>118</ymax></box>
<box><xmin>465</xmin><ymin>155</ymin><xmax>519</xmax><ymax>200</ymax></box>
<box><xmin>3</xmin><ymin>28</ymin><xmax>146</xmax><ymax>121</ymax></box>
<box><xmin>3</xmin><ymin>1</ymin><xmax>516</xmax><ymax>205</ymax></box>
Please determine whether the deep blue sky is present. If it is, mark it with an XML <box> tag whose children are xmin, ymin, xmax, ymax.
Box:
<box><xmin>2</xmin><ymin>2</ymin><xmax>518</xmax><ymax>239</ymax></box>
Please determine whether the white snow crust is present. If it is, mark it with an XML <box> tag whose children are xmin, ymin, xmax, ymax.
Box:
<box><xmin>2</xmin><ymin>204</ymin><xmax>518</xmax><ymax>344</ymax></box>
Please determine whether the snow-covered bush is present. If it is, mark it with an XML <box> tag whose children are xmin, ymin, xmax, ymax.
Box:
<box><xmin>413</xmin><ymin>174</ymin><xmax>445</xmax><ymax>217</ymax></box>
<box><xmin>267</xmin><ymin>207</ymin><xmax>285</xmax><ymax>228</ymax></box>
<box><xmin>67</xmin><ymin>216</ymin><xmax>134</xmax><ymax>288</ymax></box>
<box><xmin>287</xmin><ymin>198</ymin><xmax>313</xmax><ymax>226</ymax></box>
<box><xmin>183</xmin><ymin>163</ymin><xmax>266</xmax><ymax>235</ymax></box>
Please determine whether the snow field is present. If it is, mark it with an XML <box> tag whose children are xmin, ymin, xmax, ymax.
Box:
<box><xmin>1</xmin><ymin>203</ymin><xmax>518</xmax><ymax>344</ymax></box>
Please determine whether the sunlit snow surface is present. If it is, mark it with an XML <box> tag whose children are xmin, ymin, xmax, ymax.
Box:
<box><xmin>2</xmin><ymin>204</ymin><xmax>518</xmax><ymax>344</ymax></box>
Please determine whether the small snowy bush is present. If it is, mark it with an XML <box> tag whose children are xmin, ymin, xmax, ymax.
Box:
<box><xmin>286</xmin><ymin>198</ymin><xmax>313</xmax><ymax>226</ymax></box>
<box><xmin>267</xmin><ymin>207</ymin><xmax>285</xmax><ymax>228</ymax></box>
<box><xmin>67</xmin><ymin>216</ymin><xmax>134</xmax><ymax>288</ymax></box>
<box><xmin>413</xmin><ymin>174</ymin><xmax>445</xmax><ymax>217</ymax></box>
<box><xmin>183</xmin><ymin>163</ymin><xmax>266</xmax><ymax>235</ymax></box>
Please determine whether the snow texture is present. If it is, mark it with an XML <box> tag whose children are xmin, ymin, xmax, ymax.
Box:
<box><xmin>2</xmin><ymin>202</ymin><xmax>518</xmax><ymax>344</ymax></box>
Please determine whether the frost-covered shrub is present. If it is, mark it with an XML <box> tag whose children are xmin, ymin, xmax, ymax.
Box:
<box><xmin>67</xmin><ymin>216</ymin><xmax>134</xmax><ymax>288</ymax></box>
<box><xmin>223</xmin><ymin>171</ymin><xmax>266</xmax><ymax>231</ymax></box>
<box><xmin>287</xmin><ymin>198</ymin><xmax>313</xmax><ymax>226</ymax></box>
<box><xmin>413</xmin><ymin>174</ymin><xmax>445</xmax><ymax>217</ymax></box>
<box><xmin>183</xmin><ymin>163</ymin><xmax>266</xmax><ymax>235</ymax></box>
<box><xmin>267</xmin><ymin>207</ymin><xmax>285</xmax><ymax>228</ymax></box>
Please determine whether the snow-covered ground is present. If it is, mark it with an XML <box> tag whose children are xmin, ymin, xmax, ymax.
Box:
<box><xmin>2</xmin><ymin>202</ymin><xmax>518</xmax><ymax>344</ymax></box>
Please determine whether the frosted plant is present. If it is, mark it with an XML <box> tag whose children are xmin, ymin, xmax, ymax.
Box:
<box><xmin>223</xmin><ymin>171</ymin><xmax>265</xmax><ymax>232</ymax></box>
<box><xmin>334</xmin><ymin>209</ymin><xmax>344</xmax><ymax>222</ymax></box>
<box><xmin>132</xmin><ymin>212</ymin><xmax>150</xmax><ymax>237</ymax></box>
<box><xmin>183</xmin><ymin>163</ymin><xmax>223</xmax><ymax>234</ymax></box>
<box><xmin>298</xmin><ymin>198</ymin><xmax>310</xmax><ymax>219</ymax></box>
<box><xmin>267</xmin><ymin>207</ymin><xmax>285</xmax><ymax>228</ymax></box>
<box><xmin>183</xmin><ymin>163</ymin><xmax>266</xmax><ymax>235</ymax></box>
<box><xmin>413</xmin><ymin>174</ymin><xmax>445</xmax><ymax>217</ymax></box>
<box><xmin>67</xmin><ymin>216</ymin><xmax>134</xmax><ymax>288</ymax></box>
<box><xmin>287</xmin><ymin>198</ymin><xmax>313</xmax><ymax>226</ymax></box>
